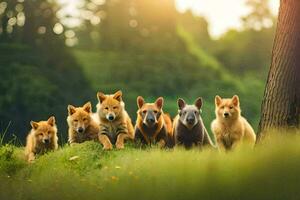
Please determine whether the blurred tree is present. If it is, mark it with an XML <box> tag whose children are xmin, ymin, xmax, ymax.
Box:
<box><xmin>177</xmin><ymin>10</ymin><xmax>212</xmax><ymax>50</ymax></box>
<box><xmin>258</xmin><ymin>0</ymin><xmax>300</xmax><ymax>139</ymax></box>
<box><xmin>0</xmin><ymin>0</ymin><xmax>64</xmax><ymax>46</ymax></box>
<box><xmin>80</xmin><ymin>0</ymin><xmax>184</xmax><ymax>52</ymax></box>
<box><xmin>212</xmin><ymin>27</ymin><xmax>275</xmax><ymax>75</ymax></box>
<box><xmin>0</xmin><ymin>0</ymin><xmax>93</xmax><ymax>143</ymax></box>
<box><xmin>242</xmin><ymin>0</ymin><xmax>275</xmax><ymax>30</ymax></box>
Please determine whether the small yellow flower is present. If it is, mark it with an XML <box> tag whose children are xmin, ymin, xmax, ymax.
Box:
<box><xmin>111</xmin><ymin>176</ymin><xmax>119</xmax><ymax>181</ymax></box>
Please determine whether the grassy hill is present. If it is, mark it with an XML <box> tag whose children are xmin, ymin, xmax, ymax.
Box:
<box><xmin>1</xmin><ymin>133</ymin><xmax>300</xmax><ymax>200</ymax></box>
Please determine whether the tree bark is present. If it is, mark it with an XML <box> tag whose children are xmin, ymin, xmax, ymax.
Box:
<box><xmin>257</xmin><ymin>0</ymin><xmax>300</xmax><ymax>140</ymax></box>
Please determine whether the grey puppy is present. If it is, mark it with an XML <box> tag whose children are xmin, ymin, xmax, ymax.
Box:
<box><xmin>173</xmin><ymin>97</ymin><xmax>214</xmax><ymax>149</ymax></box>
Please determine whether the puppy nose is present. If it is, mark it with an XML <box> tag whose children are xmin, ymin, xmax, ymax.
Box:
<box><xmin>146</xmin><ymin>118</ymin><xmax>155</xmax><ymax>123</ymax></box>
<box><xmin>187</xmin><ymin>117</ymin><xmax>195</xmax><ymax>124</ymax></box>
<box><xmin>108</xmin><ymin>115</ymin><xmax>114</xmax><ymax>121</ymax></box>
<box><xmin>78</xmin><ymin>127</ymin><xmax>84</xmax><ymax>133</ymax></box>
<box><xmin>224</xmin><ymin>112</ymin><xmax>229</xmax><ymax>117</ymax></box>
<box><xmin>44</xmin><ymin>139</ymin><xmax>49</xmax><ymax>144</ymax></box>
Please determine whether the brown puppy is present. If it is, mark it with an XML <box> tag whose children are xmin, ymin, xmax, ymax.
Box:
<box><xmin>211</xmin><ymin>95</ymin><xmax>256</xmax><ymax>151</ymax></box>
<box><xmin>134</xmin><ymin>96</ymin><xmax>173</xmax><ymax>148</ymax></box>
<box><xmin>25</xmin><ymin>116</ymin><xmax>58</xmax><ymax>162</ymax></box>
<box><xmin>97</xmin><ymin>90</ymin><xmax>134</xmax><ymax>150</ymax></box>
<box><xmin>67</xmin><ymin>102</ymin><xmax>100</xmax><ymax>145</ymax></box>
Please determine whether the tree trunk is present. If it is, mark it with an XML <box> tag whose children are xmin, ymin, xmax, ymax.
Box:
<box><xmin>257</xmin><ymin>0</ymin><xmax>300</xmax><ymax>140</ymax></box>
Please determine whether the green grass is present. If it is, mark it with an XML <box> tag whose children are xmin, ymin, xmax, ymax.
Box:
<box><xmin>1</xmin><ymin>134</ymin><xmax>300</xmax><ymax>200</ymax></box>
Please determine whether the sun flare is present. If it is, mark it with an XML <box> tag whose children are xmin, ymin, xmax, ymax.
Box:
<box><xmin>175</xmin><ymin>0</ymin><xmax>280</xmax><ymax>38</ymax></box>
<box><xmin>57</xmin><ymin>0</ymin><xmax>280</xmax><ymax>37</ymax></box>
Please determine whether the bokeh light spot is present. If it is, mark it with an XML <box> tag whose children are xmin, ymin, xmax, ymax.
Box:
<box><xmin>91</xmin><ymin>16</ymin><xmax>101</xmax><ymax>25</ymax></box>
<box><xmin>37</xmin><ymin>26</ymin><xmax>46</xmax><ymax>34</ymax></box>
<box><xmin>65</xmin><ymin>30</ymin><xmax>75</xmax><ymax>38</ymax></box>
<box><xmin>92</xmin><ymin>0</ymin><xmax>105</xmax><ymax>5</ymax></box>
<box><xmin>53</xmin><ymin>23</ymin><xmax>64</xmax><ymax>34</ymax></box>
<box><xmin>8</xmin><ymin>17</ymin><xmax>17</xmax><ymax>26</ymax></box>
<box><xmin>129</xmin><ymin>19</ymin><xmax>138</xmax><ymax>28</ymax></box>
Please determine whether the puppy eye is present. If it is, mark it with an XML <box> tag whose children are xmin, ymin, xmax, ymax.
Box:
<box><xmin>39</xmin><ymin>133</ymin><xmax>43</xmax><ymax>136</ymax></box>
<box><xmin>105</xmin><ymin>107</ymin><xmax>109</xmax><ymax>110</ymax></box>
<box><xmin>154</xmin><ymin>110</ymin><xmax>158</xmax><ymax>114</ymax></box>
<box><xmin>221</xmin><ymin>106</ymin><xmax>225</xmax><ymax>109</ymax></box>
<box><xmin>194</xmin><ymin>111</ymin><xmax>198</xmax><ymax>114</ymax></box>
<box><xmin>83</xmin><ymin>118</ymin><xmax>87</xmax><ymax>121</ymax></box>
<box><xmin>113</xmin><ymin>106</ymin><xmax>118</xmax><ymax>109</ymax></box>
<box><xmin>48</xmin><ymin>131</ymin><xmax>51</xmax><ymax>134</ymax></box>
<box><xmin>74</xmin><ymin>119</ymin><xmax>78</xmax><ymax>122</ymax></box>
<box><xmin>230</xmin><ymin>106</ymin><xmax>233</xmax><ymax>109</ymax></box>
<box><xmin>142</xmin><ymin>110</ymin><xmax>147</xmax><ymax>114</ymax></box>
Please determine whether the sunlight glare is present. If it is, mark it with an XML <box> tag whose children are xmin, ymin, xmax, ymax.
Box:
<box><xmin>175</xmin><ymin>0</ymin><xmax>280</xmax><ymax>38</ymax></box>
<box><xmin>57</xmin><ymin>0</ymin><xmax>280</xmax><ymax>37</ymax></box>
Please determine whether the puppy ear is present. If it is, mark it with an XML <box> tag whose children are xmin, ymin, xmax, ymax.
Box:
<box><xmin>155</xmin><ymin>97</ymin><xmax>164</xmax><ymax>110</ymax></box>
<box><xmin>137</xmin><ymin>96</ymin><xmax>145</xmax><ymax>109</ymax></box>
<box><xmin>113</xmin><ymin>90</ymin><xmax>122</xmax><ymax>102</ymax></box>
<box><xmin>215</xmin><ymin>95</ymin><xmax>222</xmax><ymax>106</ymax></box>
<box><xmin>83</xmin><ymin>102</ymin><xmax>92</xmax><ymax>113</ymax></box>
<box><xmin>177</xmin><ymin>98</ymin><xmax>186</xmax><ymax>110</ymax></box>
<box><xmin>47</xmin><ymin>116</ymin><xmax>56</xmax><ymax>126</ymax></box>
<box><xmin>68</xmin><ymin>105</ymin><xmax>76</xmax><ymax>115</ymax></box>
<box><xmin>30</xmin><ymin>121</ymin><xmax>39</xmax><ymax>129</ymax></box>
<box><xmin>97</xmin><ymin>92</ymin><xmax>106</xmax><ymax>103</ymax></box>
<box><xmin>232</xmin><ymin>95</ymin><xmax>240</xmax><ymax>107</ymax></box>
<box><xmin>194</xmin><ymin>97</ymin><xmax>203</xmax><ymax>110</ymax></box>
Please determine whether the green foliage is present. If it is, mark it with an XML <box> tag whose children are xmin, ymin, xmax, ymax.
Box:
<box><xmin>0</xmin><ymin>0</ymin><xmax>63</xmax><ymax>46</ymax></box>
<box><xmin>212</xmin><ymin>27</ymin><xmax>275</xmax><ymax>76</ymax></box>
<box><xmin>98</xmin><ymin>0</ymin><xmax>182</xmax><ymax>52</ymax></box>
<box><xmin>0</xmin><ymin>0</ymin><xmax>94</xmax><ymax>143</ymax></box>
<box><xmin>177</xmin><ymin>10</ymin><xmax>212</xmax><ymax>50</ymax></box>
<box><xmin>0</xmin><ymin>43</ymin><xmax>93</xmax><ymax>143</ymax></box>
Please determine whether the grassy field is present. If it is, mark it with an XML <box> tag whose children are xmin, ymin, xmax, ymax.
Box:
<box><xmin>1</xmin><ymin>133</ymin><xmax>300</xmax><ymax>200</ymax></box>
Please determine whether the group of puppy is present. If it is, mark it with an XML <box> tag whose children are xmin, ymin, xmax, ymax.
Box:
<box><xmin>25</xmin><ymin>90</ymin><xmax>256</xmax><ymax>162</ymax></box>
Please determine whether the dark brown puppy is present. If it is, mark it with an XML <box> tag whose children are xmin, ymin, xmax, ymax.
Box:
<box><xmin>173</xmin><ymin>97</ymin><xmax>213</xmax><ymax>149</ymax></box>
<box><xmin>134</xmin><ymin>96</ymin><xmax>173</xmax><ymax>148</ymax></box>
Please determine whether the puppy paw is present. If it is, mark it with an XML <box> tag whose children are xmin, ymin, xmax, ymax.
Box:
<box><xmin>103</xmin><ymin>143</ymin><xmax>113</xmax><ymax>150</ymax></box>
<box><xmin>28</xmin><ymin>158</ymin><xmax>35</xmax><ymax>163</ymax></box>
<box><xmin>116</xmin><ymin>142</ymin><xmax>124</xmax><ymax>149</ymax></box>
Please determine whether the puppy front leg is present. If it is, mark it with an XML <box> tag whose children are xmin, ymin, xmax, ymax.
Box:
<box><xmin>216</xmin><ymin>136</ymin><xmax>227</xmax><ymax>152</ymax></box>
<box><xmin>231</xmin><ymin>136</ymin><xmax>242</xmax><ymax>150</ymax></box>
<box><xmin>68</xmin><ymin>130</ymin><xmax>77</xmax><ymax>146</ymax></box>
<box><xmin>99</xmin><ymin>134</ymin><xmax>113</xmax><ymax>150</ymax></box>
<box><xmin>27</xmin><ymin>152</ymin><xmax>35</xmax><ymax>163</ymax></box>
<box><xmin>158</xmin><ymin>139</ymin><xmax>166</xmax><ymax>148</ymax></box>
<box><xmin>116</xmin><ymin>133</ymin><xmax>131</xmax><ymax>149</ymax></box>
